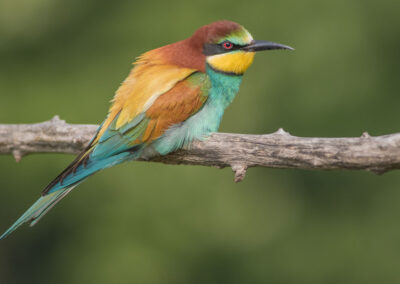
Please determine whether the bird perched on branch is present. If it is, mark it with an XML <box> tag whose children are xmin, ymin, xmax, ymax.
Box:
<box><xmin>1</xmin><ymin>20</ymin><xmax>292</xmax><ymax>239</ymax></box>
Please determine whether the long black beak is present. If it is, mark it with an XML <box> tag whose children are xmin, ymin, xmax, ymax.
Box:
<box><xmin>241</xmin><ymin>40</ymin><xmax>294</xmax><ymax>52</ymax></box>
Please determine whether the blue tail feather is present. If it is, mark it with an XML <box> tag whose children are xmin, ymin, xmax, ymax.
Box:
<box><xmin>47</xmin><ymin>152</ymin><xmax>130</xmax><ymax>194</ymax></box>
<box><xmin>0</xmin><ymin>185</ymin><xmax>77</xmax><ymax>240</ymax></box>
<box><xmin>0</xmin><ymin>152</ymin><xmax>132</xmax><ymax>240</ymax></box>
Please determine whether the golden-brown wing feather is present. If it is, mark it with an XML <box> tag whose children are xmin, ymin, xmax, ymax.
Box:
<box><xmin>142</xmin><ymin>74</ymin><xmax>208</xmax><ymax>143</ymax></box>
<box><xmin>93</xmin><ymin>54</ymin><xmax>197</xmax><ymax>144</ymax></box>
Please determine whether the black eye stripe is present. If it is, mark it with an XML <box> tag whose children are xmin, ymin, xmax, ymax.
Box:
<box><xmin>203</xmin><ymin>42</ymin><xmax>243</xmax><ymax>55</ymax></box>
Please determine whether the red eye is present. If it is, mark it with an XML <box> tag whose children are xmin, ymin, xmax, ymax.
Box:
<box><xmin>222</xmin><ymin>41</ymin><xmax>233</xmax><ymax>49</ymax></box>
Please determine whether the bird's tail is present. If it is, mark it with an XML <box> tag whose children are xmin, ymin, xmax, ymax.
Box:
<box><xmin>0</xmin><ymin>184</ymin><xmax>78</xmax><ymax>240</ymax></box>
<box><xmin>0</xmin><ymin>150</ymin><xmax>131</xmax><ymax>240</ymax></box>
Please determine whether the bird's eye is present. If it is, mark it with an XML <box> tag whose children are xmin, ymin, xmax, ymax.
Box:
<box><xmin>222</xmin><ymin>41</ymin><xmax>233</xmax><ymax>50</ymax></box>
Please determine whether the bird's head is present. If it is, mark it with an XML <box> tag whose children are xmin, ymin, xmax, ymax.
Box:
<box><xmin>140</xmin><ymin>20</ymin><xmax>293</xmax><ymax>75</ymax></box>
<box><xmin>194</xmin><ymin>21</ymin><xmax>292</xmax><ymax>75</ymax></box>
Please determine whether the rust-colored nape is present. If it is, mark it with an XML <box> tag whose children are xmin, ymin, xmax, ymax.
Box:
<box><xmin>151</xmin><ymin>20</ymin><xmax>243</xmax><ymax>72</ymax></box>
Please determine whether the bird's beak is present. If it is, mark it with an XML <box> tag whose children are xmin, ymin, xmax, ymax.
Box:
<box><xmin>241</xmin><ymin>40</ymin><xmax>294</xmax><ymax>52</ymax></box>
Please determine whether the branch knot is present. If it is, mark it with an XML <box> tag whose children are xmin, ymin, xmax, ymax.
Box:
<box><xmin>231</xmin><ymin>164</ymin><xmax>248</xmax><ymax>183</ymax></box>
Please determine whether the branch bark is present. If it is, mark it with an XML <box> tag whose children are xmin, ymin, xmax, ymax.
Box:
<box><xmin>1</xmin><ymin>116</ymin><xmax>400</xmax><ymax>182</ymax></box>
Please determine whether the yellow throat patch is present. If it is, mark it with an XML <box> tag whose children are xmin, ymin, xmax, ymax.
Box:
<box><xmin>206</xmin><ymin>51</ymin><xmax>255</xmax><ymax>75</ymax></box>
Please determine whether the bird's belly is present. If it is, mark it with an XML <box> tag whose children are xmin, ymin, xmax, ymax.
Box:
<box><xmin>149</xmin><ymin>102</ymin><xmax>224</xmax><ymax>156</ymax></box>
<box><xmin>145</xmin><ymin>69</ymin><xmax>242</xmax><ymax>157</ymax></box>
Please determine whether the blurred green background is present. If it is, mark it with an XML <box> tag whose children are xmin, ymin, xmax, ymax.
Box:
<box><xmin>1</xmin><ymin>0</ymin><xmax>400</xmax><ymax>283</ymax></box>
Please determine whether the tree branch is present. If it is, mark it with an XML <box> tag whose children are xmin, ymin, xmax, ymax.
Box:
<box><xmin>1</xmin><ymin>116</ymin><xmax>400</xmax><ymax>182</ymax></box>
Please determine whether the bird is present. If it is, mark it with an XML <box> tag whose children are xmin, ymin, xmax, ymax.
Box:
<box><xmin>0</xmin><ymin>20</ymin><xmax>293</xmax><ymax>240</ymax></box>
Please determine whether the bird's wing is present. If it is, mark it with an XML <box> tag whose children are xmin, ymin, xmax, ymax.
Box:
<box><xmin>42</xmin><ymin>68</ymin><xmax>209</xmax><ymax>195</ymax></box>
<box><xmin>0</xmin><ymin>56</ymin><xmax>210</xmax><ymax>239</ymax></box>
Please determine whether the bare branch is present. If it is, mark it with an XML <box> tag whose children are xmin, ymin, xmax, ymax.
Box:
<box><xmin>1</xmin><ymin>116</ymin><xmax>400</xmax><ymax>181</ymax></box>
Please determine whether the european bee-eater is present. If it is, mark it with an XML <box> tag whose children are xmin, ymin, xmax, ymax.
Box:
<box><xmin>1</xmin><ymin>20</ymin><xmax>292</xmax><ymax>239</ymax></box>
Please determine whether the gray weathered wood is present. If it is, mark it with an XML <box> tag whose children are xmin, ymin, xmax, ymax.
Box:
<box><xmin>1</xmin><ymin>116</ymin><xmax>400</xmax><ymax>181</ymax></box>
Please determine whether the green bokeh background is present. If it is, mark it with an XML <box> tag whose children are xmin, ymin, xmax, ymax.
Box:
<box><xmin>1</xmin><ymin>0</ymin><xmax>400</xmax><ymax>283</ymax></box>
